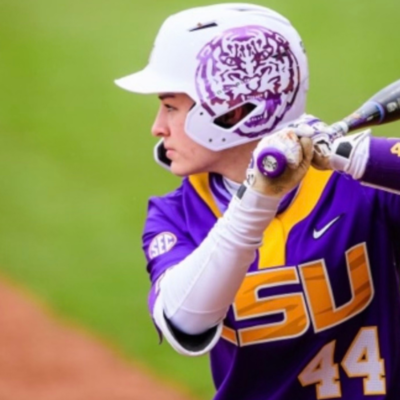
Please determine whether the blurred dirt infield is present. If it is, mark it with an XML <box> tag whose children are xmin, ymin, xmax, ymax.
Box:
<box><xmin>0</xmin><ymin>279</ymin><xmax>194</xmax><ymax>400</ymax></box>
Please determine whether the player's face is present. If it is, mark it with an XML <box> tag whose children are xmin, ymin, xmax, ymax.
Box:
<box><xmin>151</xmin><ymin>93</ymin><xmax>225</xmax><ymax>177</ymax></box>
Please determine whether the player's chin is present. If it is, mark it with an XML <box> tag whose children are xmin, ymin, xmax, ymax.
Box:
<box><xmin>170</xmin><ymin>161</ymin><xmax>198</xmax><ymax>177</ymax></box>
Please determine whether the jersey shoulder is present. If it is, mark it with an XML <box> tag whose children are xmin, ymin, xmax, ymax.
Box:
<box><xmin>147</xmin><ymin>180</ymin><xmax>186</xmax><ymax>218</ymax></box>
<box><xmin>143</xmin><ymin>175</ymin><xmax>220</xmax><ymax>283</ymax></box>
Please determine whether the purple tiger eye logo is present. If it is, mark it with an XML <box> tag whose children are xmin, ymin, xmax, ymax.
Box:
<box><xmin>195</xmin><ymin>26</ymin><xmax>300</xmax><ymax>137</ymax></box>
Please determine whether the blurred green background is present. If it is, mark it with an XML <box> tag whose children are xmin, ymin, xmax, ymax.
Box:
<box><xmin>0</xmin><ymin>0</ymin><xmax>399</xmax><ymax>399</ymax></box>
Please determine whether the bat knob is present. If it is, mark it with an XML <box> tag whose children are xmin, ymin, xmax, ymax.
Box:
<box><xmin>256</xmin><ymin>148</ymin><xmax>287</xmax><ymax>178</ymax></box>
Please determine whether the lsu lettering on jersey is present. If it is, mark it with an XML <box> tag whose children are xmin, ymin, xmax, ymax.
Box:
<box><xmin>143</xmin><ymin>168</ymin><xmax>400</xmax><ymax>400</ymax></box>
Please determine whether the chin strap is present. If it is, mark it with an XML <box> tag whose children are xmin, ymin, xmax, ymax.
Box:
<box><xmin>154</xmin><ymin>139</ymin><xmax>172</xmax><ymax>171</ymax></box>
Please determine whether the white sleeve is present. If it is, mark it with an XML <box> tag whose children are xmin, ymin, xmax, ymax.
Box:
<box><xmin>152</xmin><ymin>294</ymin><xmax>223</xmax><ymax>356</ymax></box>
<box><xmin>154</xmin><ymin>184</ymin><xmax>281</xmax><ymax>355</ymax></box>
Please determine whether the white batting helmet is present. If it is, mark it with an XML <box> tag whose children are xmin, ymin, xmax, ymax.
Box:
<box><xmin>116</xmin><ymin>3</ymin><xmax>309</xmax><ymax>169</ymax></box>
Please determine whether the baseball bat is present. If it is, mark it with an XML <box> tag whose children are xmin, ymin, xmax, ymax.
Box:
<box><xmin>256</xmin><ymin>79</ymin><xmax>400</xmax><ymax>178</ymax></box>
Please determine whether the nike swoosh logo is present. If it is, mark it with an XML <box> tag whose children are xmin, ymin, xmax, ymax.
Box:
<box><xmin>313</xmin><ymin>215</ymin><xmax>342</xmax><ymax>239</ymax></box>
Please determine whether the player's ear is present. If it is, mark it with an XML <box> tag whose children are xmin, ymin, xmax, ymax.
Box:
<box><xmin>214</xmin><ymin>103</ymin><xmax>256</xmax><ymax>128</ymax></box>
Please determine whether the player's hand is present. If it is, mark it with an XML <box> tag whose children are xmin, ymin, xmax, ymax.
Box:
<box><xmin>247</xmin><ymin>128</ymin><xmax>313</xmax><ymax>198</ymax></box>
<box><xmin>329</xmin><ymin>129</ymin><xmax>371</xmax><ymax>178</ymax></box>
<box><xmin>289</xmin><ymin>114</ymin><xmax>334</xmax><ymax>170</ymax></box>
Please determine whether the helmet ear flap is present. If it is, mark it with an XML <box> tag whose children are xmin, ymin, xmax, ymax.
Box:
<box><xmin>185</xmin><ymin>99</ymin><xmax>265</xmax><ymax>151</ymax></box>
<box><xmin>153</xmin><ymin>139</ymin><xmax>171</xmax><ymax>170</ymax></box>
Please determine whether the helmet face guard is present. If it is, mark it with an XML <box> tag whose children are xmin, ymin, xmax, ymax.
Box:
<box><xmin>115</xmin><ymin>3</ymin><xmax>309</xmax><ymax>170</ymax></box>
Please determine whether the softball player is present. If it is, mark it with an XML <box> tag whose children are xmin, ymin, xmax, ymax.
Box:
<box><xmin>116</xmin><ymin>4</ymin><xmax>400</xmax><ymax>399</ymax></box>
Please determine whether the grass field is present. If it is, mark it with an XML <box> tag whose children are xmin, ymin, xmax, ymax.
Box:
<box><xmin>0</xmin><ymin>0</ymin><xmax>399</xmax><ymax>398</ymax></box>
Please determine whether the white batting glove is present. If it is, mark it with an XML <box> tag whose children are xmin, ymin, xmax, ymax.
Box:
<box><xmin>253</xmin><ymin>127</ymin><xmax>303</xmax><ymax>169</ymax></box>
<box><xmin>329</xmin><ymin>129</ymin><xmax>371</xmax><ymax>179</ymax></box>
<box><xmin>246</xmin><ymin>127</ymin><xmax>313</xmax><ymax>198</ymax></box>
<box><xmin>289</xmin><ymin>114</ymin><xmax>334</xmax><ymax>157</ymax></box>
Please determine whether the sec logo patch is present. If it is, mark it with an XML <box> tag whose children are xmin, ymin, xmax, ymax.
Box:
<box><xmin>148</xmin><ymin>232</ymin><xmax>177</xmax><ymax>260</ymax></box>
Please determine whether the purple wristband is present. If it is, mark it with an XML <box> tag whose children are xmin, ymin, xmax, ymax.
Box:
<box><xmin>362</xmin><ymin>137</ymin><xmax>400</xmax><ymax>191</ymax></box>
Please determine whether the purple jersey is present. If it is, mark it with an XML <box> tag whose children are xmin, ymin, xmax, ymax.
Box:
<box><xmin>143</xmin><ymin>168</ymin><xmax>400</xmax><ymax>400</ymax></box>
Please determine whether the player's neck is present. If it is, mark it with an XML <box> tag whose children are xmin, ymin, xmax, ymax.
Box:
<box><xmin>213</xmin><ymin>141</ymin><xmax>258</xmax><ymax>183</ymax></box>
<box><xmin>222</xmin><ymin>176</ymin><xmax>241</xmax><ymax>196</ymax></box>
